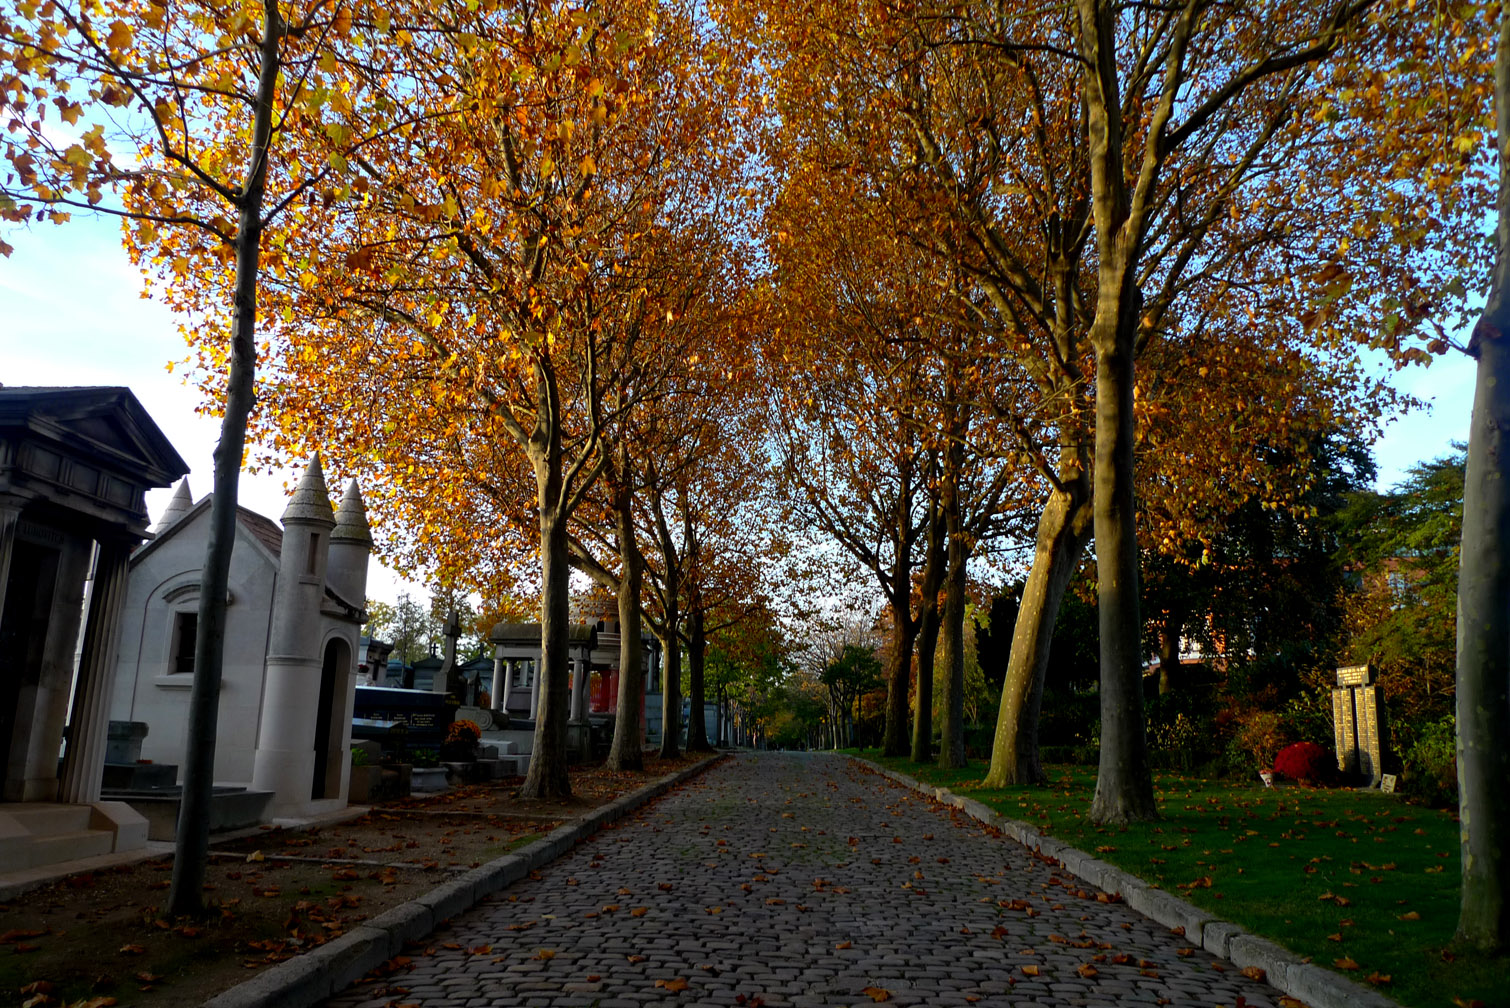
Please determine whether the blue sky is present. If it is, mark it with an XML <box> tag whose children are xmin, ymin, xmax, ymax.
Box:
<box><xmin>0</xmin><ymin>214</ymin><xmax>1479</xmax><ymax>603</ymax></box>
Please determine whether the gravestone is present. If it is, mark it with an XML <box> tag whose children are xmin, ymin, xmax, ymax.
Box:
<box><xmin>1332</xmin><ymin>664</ymin><xmax>1388</xmax><ymax>786</ymax></box>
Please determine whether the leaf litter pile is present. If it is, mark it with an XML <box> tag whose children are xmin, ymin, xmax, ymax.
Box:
<box><xmin>0</xmin><ymin>753</ymin><xmax>704</xmax><ymax>1007</ymax></box>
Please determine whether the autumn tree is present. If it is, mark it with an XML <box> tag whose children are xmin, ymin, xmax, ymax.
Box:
<box><xmin>753</xmin><ymin>0</ymin><xmax>1481</xmax><ymax>823</ymax></box>
<box><xmin>762</xmin><ymin>188</ymin><xmax>938</xmax><ymax>758</ymax></box>
<box><xmin>762</xmin><ymin>168</ymin><xmax>1028</xmax><ymax>764</ymax></box>
<box><xmin>247</xmin><ymin>0</ymin><xmax>757</xmax><ymax>797</ymax></box>
<box><xmin>1</xmin><ymin>0</ymin><xmax>416</xmax><ymax>911</ymax></box>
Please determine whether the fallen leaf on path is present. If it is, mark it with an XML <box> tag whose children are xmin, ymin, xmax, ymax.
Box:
<box><xmin>1</xmin><ymin>930</ymin><xmax>46</xmax><ymax>945</ymax></box>
<box><xmin>1241</xmin><ymin>966</ymin><xmax>1266</xmax><ymax>982</ymax></box>
<box><xmin>655</xmin><ymin>977</ymin><xmax>689</xmax><ymax>992</ymax></box>
<box><xmin>1076</xmin><ymin>964</ymin><xmax>1098</xmax><ymax>978</ymax></box>
<box><xmin>861</xmin><ymin>986</ymin><xmax>891</xmax><ymax>1002</ymax></box>
<box><xmin>835</xmin><ymin>941</ymin><xmax>852</xmax><ymax>949</ymax></box>
<box><xmin>534</xmin><ymin>948</ymin><xmax>555</xmax><ymax>960</ymax></box>
<box><xmin>1020</xmin><ymin>965</ymin><xmax>1040</xmax><ymax>977</ymax></box>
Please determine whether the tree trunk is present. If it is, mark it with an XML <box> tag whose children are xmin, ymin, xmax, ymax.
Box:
<box><xmin>911</xmin><ymin>500</ymin><xmax>946</xmax><ymax>762</ymax></box>
<box><xmin>1456</xmin><ymin>0</ymin><xmax>1510</xmax><ymax>951</ymax></box>
<box><xmin>168</xmin><ymin>0</ymin><xmax>280</xmax><ymax>917</ymax></box>
<box><xmin>882</xmin><ymin>583</ymin><xmax>918</xmax><ymax>757</ymax></box>
<box><xmin>521</xmin><ymin>500</ymin><xmax>573</xmax><ymax>798</ymax></box>
<box><xmin>1078</xmin><ymin>0</ymin><xmax>1156</xmax><ymax>826</ymax></box>
<box><xmin>1087</xmin><ymin>322</ymin><xmax>1157</xmax><ymax>824</ymax></box>
<box><xmin>658</xmin><ymin>623</ymin><xmax>681</xmax><ymax>758</ymax></box>
<box><xmin>883</xmin><ymin>454</ymin><xmax>917</xmax><ymax>757</ymax></box>
<box><xmin>1157</xmin><ymin>604</ymin><xmax>1184</xmax><ymax>696</ymax></box>
<box><xmin>937</xmin><ymin>443</ymin><xmax>968</xmax><ymax>769</ymax></box>
<box><xmin>686</xmin><ymin>604</ymin><xmax>713</xmax><ymax>752</ymax></box>
<box><xmin>983</xmin><ymin>484</ymin><xmax>1092</xmax><ymax>787</ymax></box>
<box><xmin>607</xmin><ymin>482</ymin><xmax>644</xmax><ymax>772</ymax></box>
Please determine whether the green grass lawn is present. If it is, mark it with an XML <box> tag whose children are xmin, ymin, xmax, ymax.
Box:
<box><xmin>853</xmin><ymin>752</ymin><xmax>1501</xmax><ymax>1008</ymax></box>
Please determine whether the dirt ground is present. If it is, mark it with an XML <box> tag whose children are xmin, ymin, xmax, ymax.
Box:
<box><xmin>1</xmin><ymin>753</ymin><xmax>708</xmax><ymax>1008</ymax></box>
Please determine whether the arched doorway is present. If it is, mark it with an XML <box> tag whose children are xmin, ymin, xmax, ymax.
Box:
<box><xmin>311</xmin><ymin>638</ymin><xmax>351</xmax><ymax>800</ymax></box>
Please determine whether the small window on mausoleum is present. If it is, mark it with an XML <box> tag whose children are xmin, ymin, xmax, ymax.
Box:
<box><xmin>172</xmin><ymin>611</ymin><xmax>198</xmax><ymax>675</ymax></box>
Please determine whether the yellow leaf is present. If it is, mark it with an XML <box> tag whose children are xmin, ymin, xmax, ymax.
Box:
<box><xmin>106</xmin><ymin>20</ymin><xmax>133</xmax><ymax>51</ymax></box>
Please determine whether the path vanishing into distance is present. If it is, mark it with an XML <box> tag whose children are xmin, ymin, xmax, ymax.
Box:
<box><xmin>324</xmin><ymin>753</ymin><xmax>1287</xmax><ymax>1008</ymax></box>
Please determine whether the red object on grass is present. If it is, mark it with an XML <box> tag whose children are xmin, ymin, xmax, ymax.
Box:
<box><xmin>1273</xmin><ymin>741</ymin><xmax>1331</xmax><ymax>783</ymax></box>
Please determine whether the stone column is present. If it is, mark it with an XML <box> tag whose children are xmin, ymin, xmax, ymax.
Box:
<box><xmin>491</xmin><ymin>648</ymin><xmax>510</xmax><ymax>715</ymax></box>
<box><xmin>0</xmin><ymin>495</ymin><xmax>24</xmax><ymax>621</ymax></box>
<box><xmin>528</xmin><ymin>658</ymin><xmax>541</xmax><ymax>720</ymax></box>
<box><xmin>58</xmin><ymin>539</ymin><xmax>131</xmax><ymax>804</ymax></box>
<box><xmin>570</xmin><ymin>657</ymin><xmax>589</xmax><ymax>722</ymax></box>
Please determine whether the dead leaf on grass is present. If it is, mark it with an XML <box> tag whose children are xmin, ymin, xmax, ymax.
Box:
<box><xmin>1334</xmin><ymin>956</ymin><xmax>1361</xmax><ymax>971</ymax></box>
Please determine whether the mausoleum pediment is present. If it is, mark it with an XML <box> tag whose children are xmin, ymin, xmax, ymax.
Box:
<box><xmin>0</xmin><ymin>386</ymin><xmax>188</xmax><ymax>533</ymax></box>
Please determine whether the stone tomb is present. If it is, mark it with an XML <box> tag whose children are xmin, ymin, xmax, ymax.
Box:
<box><xmin>1332</xmin><ymin>664</ymin><xmax>1388</xmax><ymax>786</ymax></box>
<box><xmin>1</xmin><ymin>387</ymin><xmax>187</xmax><ymax>872</ymax></box>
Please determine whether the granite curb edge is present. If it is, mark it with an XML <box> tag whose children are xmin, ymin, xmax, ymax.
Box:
<box><xmin>858</xmin><ymin>758</ymin><xmax>1403</xmax><ymax>1008</ymax></box>
<box><xmin>203</xmin><ymin>753</ymin><xmax>726</xmax><ymax>1008</ymax></box>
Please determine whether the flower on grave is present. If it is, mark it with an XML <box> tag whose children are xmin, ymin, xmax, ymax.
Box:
<box><xmin>446</xmin><ymin>719</ymin><xmax>482</xmax><ymax>747</ymax></box>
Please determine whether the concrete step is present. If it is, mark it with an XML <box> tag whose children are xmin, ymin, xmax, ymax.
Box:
<box><xmin>0</xmin><ymin>827</ymin><xmax>115</xmax><ymax>871</ymax></box>
<box><xmin>2</xmin><ymin>802</ymin><xmax>93</xmax><ymax>834</ymax></box>
<box><xmin>495</xmin><ymin>755</ymin><xmax>529</xmax><ymax>776</ymax></box>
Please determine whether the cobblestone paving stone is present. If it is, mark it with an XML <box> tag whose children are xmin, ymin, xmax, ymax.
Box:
<box><xmin>324</xmin><ymin>753</ymin><xmax>1286</xmax><ymax>1008</ymax></box>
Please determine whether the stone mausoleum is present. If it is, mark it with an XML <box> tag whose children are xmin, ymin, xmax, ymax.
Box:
<box><xmin>109</xmin><ymin>457</ymin><xmax>372</xmax><ymax>824</ymax></box>
<box><xmin>1</xmin><ymin>387</ymin><xmax>187</xmax><ymax>872</ymax></box>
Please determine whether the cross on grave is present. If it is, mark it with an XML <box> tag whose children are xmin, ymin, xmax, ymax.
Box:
<box><xmin>1332</xmin><ymin>664</ymin><xmax>1388</xmax><ymax>786</ymax></box>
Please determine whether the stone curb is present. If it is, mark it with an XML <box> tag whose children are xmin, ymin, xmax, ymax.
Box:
<box><xmin>204</xmin><ymin>754</ymin><xmax>726</xmax><ymax>1008</ymax></box>
<box><xmin>859</xmin><ymin>759</ymin><xmax>1403</xmax><ymax>1008</ymax></box>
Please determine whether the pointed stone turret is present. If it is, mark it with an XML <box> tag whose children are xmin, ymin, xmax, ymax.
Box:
<box><xmin>152</xmin><ymin>478</ymin><xmax>193</xmax><ymax>534</ymax></box>
<box><xmin>281</xmin><ymin>454</ymin><xmax>336</xmax><ymax>526</ymax></box>
<box><xmin>327</xmin><ymin>479</ymin><xmax>372</xmax><ymax>608</ymax></box>
<box><xmin>252</xmin><ymin>457</ymin><xmax>338</xmax><ymax>815</ymax></box>
<box><xmin>331</xmin><ymin>479</ymin><xmax>371</xmax><ymax>547</ymax></box>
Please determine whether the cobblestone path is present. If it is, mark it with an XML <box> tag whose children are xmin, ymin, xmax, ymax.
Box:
<box><xmin>325</xmin><ymin>752</ymin><xmax>1285</xmax><ymax>1008</ymax></box>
